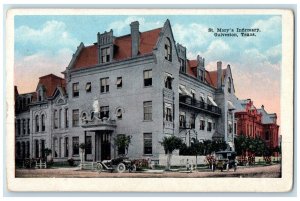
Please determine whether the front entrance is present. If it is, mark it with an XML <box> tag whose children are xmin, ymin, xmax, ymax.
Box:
<box><xmin>95</xmin><ymin>131</ymin><xmax>112</xmax><ymax>161</ymax></box>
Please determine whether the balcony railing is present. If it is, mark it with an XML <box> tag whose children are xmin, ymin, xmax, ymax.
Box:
<box><xmin>179</xmin><ymin>95</ymin><xmax>221</xmax><ymax>116</ymax></box>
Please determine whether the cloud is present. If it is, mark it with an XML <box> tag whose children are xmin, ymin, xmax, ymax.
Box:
<box><xmin>14</xmin><ymin>48</ymin><xmax>72</xmax><ymax>94</ymax></box>
<box><xmin>107</xmin><ymin>16</ymin><xmax>163</xmax><ymax>35</ymax></box>
<box><xmin>15</xmin><ymin>20</ymin><xmax>79</xmax><ymax>54</ymax></box>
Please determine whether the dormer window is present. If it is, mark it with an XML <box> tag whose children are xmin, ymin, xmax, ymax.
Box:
<box><xmin>228</xmin><ymin>77</ymin><xmax>232</xmax><ymax>93</ymax></box>
<box><xmin>179</xmin><ymin>58</ymin><xmax>185</xmax><ymax>72</ymax></box>
<box><xmin>164</xmin><ymin>37</ymin><xmax>172</xmax><ymax>61</ymax></box>
<box><xmin>101</xmin><ymin>47</ymin><xmax>110</xmax><ymax>63</ymax></box>
<box><xmin>38</xmin><ymin>88</ymin><xmax>44</xmax><ymax>101</ymax></box>
<box><xmin>199</xmin><ymin>70</ymin><xmax>204</xmax><ymax>82</ymax></box>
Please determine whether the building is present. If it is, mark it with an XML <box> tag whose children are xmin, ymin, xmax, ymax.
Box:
<box><xmin>14</xmin><ymin>19</ymin><xmax>279</xmax><ymax>163</ymax></box>
<box><xmin>235</xmin><ymin>99</ymin><xmax>280</xmax><ymax>150</ymax></box>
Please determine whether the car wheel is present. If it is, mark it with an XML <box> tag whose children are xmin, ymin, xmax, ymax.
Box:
<box><xmin>96</xmin><ymin>163</ymin><xmax>103</xmax><ymax>173</ymax></box>
<box><xmin>117</xmin><ymin>163</ymin><xmax>126</xmax><ymax>173</ymax></box>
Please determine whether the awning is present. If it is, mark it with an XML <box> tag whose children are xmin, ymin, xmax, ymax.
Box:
<box><xmin>208</xmin><ymin>96</ymin><xmax>218</xmax><ymax>106</ymax></box>
<box><xmin>179</xmin><ymin>85</ymin><xmax>193</xmax><ymax>97</ymax></box>
<box><xmin>165</xmin><ymin>103</ymin><xmax>172</xmax><ymax>108</ymax></box>
<box><xmin>228</xmin><ymin>101</ymin><xmax>236</xmax><ymax>110</ymax></box>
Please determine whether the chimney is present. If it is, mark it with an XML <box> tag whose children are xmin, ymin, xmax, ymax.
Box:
<box><xmin>261</xmin><ymin>105</ymin><xmax>264</xmax><ymax>110</ymax></box>
<box><xmin>130</xmin><ymin>21</ymin><xmax>140</xmax><ymax>57</ymax></box>
<box><xmin>217</xmin><ymin>61</ymin><xmax>222</xmax><ymax>89</ymax></box>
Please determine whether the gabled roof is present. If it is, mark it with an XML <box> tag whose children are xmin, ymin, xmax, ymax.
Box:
<box><xmin>37</xmin><ymin>74</ymin><xmax>65</xmax><ymax>98</ymax></box>
<box><xmin>205</xmin><ymin>69</ymin><xmax>226</xmax><ymax>88</ymax></box>
<box><xmin>72</xmin><ymin>28</ymin><xmax>162</xmax><ymax>70</ymax></box>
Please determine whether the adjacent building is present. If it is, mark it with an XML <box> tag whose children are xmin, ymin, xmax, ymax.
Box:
<box><xmin>14</xmin><ymin>19</ymin><xmax>279</xmax><ymax>163</ymax></box>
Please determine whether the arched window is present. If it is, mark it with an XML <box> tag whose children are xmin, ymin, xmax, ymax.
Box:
<box><xmin>228</xmin><ymin>77</ymin><xmax>232</xmax><ymax>93</ymax></box>
<box><xmin>165</xmin><ymin>76</ymin><xmax>172</xmax><ymax>90</ymax></box>
<box><xmin>164</xmin><ymin>37</ymin><xmax>172</xmax><ymax>61</ymax></box>
<box><xmin>41</xmin><ymin>114</ymin><xmax>45</xmax><ymax>131</ymax></box>
<box><xmin>35</xmin><ymin>115</ymin><xmax>39</xmax><ymax>132</ymax></box>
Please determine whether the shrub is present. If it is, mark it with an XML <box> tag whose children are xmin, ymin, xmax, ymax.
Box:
<box><xmin>67</xmin><ymin>158</ymin><xmax>75</xmax><ymax>166</ymax></box>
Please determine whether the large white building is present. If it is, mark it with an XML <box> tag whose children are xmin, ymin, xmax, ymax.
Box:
<box><xmin>15</xmin><ymin>19</ymin><xmax>240</xmax><ymax>163</ymax></box>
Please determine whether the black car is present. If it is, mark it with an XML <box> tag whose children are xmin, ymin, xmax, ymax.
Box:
<box><xmin>213</xmin><ymin>151</ymin><xmax>237</xmax><ymax>172</ymax></box>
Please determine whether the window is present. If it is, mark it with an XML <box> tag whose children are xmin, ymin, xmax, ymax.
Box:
<box><xmin>27</xmin><ymin>119</ymin><xmax>30</xmax><ymax>134</ymax></box>
<box><xmin>207</xmin><ymin>121</ymin><xmax>212</xmax><ymax>132</ymax></box>
<box><xmin>143</xmin><ymin>133</ymin><xmax>152</xmax><ymax>155</ymax></box>
<box><xmin>86</xmin><ymin>82</ymin><xmax>91</xmax><ymax>93</ymax></box>
<box><xmin>228</xmin><ymin>121</ymin><xmax>233</xmax><ymax>133</ymax></box>
<box><xmin>35</xmin><ymin>140</ymin><xmax>39</xmax><ymax>158</ymax></box>
<box><xmin>100</xmin><ymin>78</ymin><xmax>109</xmax><ymax>93</ymax></box>
<box><xmin>143</xmin><ymin>70</ymin><xmax>152</xmax><ymax>87</ymax></box>
<box><xmin>165</xmin><ymin>76</ymin><xmax>172</xmax><ymax>90</ymax></box>
<box><xmin>190</xmin><ymin>114</ymin><xmax>195</xmax><ymax>129</ymax></box>
<box><xmin>116</xmin><ymin>108</ymin><xmax>122</xmax><ymax>120</ymax></box>
<box><xmin>35</xmin><ymin>115</ymin><xmax>39</xmax><ymax>132</ymax></box>
<box><xmin>213</xmin><ymin>122</ymin><xmax>216</xmax><ymax>130</ymax></box>
<box><xmin>59</xmin><ymin>109</ymin><xmax>62</xmax><ymax>128</ymax></box>
<box><xmin>41</xmin><ymin>140</ymin><xmax>45</xmax><ymax>158</ymax></box>
<box><xmin>228</xmin><ymin>78</ymin><xmax>232</xmax><ymax>93</ymax></box>
<box><xmin>234</xmin><ymin>122</ymin><xmax>237</xmax><ymax>134</ymax></box>
<box><xmin>165</xmin><ymin>103</ymin><xmax>173</xmax><ymax>122</ymax></box>
<box><xmin>72</xmin><ymin>83</ymin><xmax>79</xmax><ymax>97</ymax></box>
<box><xmin>143</xmin><ymin>101</ymin><xmax>152</xmax><ymax>121</ymax></box>
<box><xmin>179</xmin><ymin>58</ymin><xmax>185</xmax><ymax>72</ymax></box>
<box><xmin>16</xmin><ymin>120</ymin><xmax>20</xmax><ymax>135</ymax></box>
<box><xmin>164</xmin><ymin>37</ymin><xmax>172</xmax><ymax>61</ymax></box>
<box><xmin>191</xmin><ymin>89</ymin><xmax>195</xmax><ymax>100</ymax></box>
<box><xmin>179</xmin><ymin>112</ymin><xmax>186</xmax><ymax>128</ymax></box>
<box><xmin>101</xmin><ymin>47</ymin><xmax>110</xmax><ymax>63</ymax></box>
<box><xmin>116</xmin><ymin>77</ymin><xmax>122</xmax><ymax>88</ymax></box>
<box><xmin>200</xmin><ymin>119</ymin><xmax>205</xmax><ymax>130</ymax></box>
<box><xmin>54</xmin><ymin>110</ymin><xmax>58</xmax><ymax>129</ymax></box>
<box><xmin>72</xmin><ymin>109</ymin><xmax>79</xmax><ymax>127</ymax></box>
<box><xmin>265</xmin><ymin>132</ymin><xmax>270</xmax><ymax>141</ymax></box>
<box><xmin>85</xmin><ymin>136</ymin><xmax>92</xmax><ymax>155</ymax></box>
<box><xmin>64</xmin><ymin>137</ymin><xmax>69</xmax><ymax>157</ymax></box>
<box><xmin>22</xmin><ymin>119</ymin><xmax>26</xmax><ymax>135</ymax></box>
<box><xmin>72</xmin><ymin>137</ymin><xmax>79</xmax><ymax>156</ymax></box>
<box><xmin>199</xmin><ymin>70</ymin><xmax>204</xmax><ymax>82</ymax></box>
<box><xmin>100</xmin><ymin>106</ymin><xmax>109</xmax><ymax>119</ymax></box>
<box><xmin>91</xmin><ymin>111</ymin><xmax>95</xmax><ymax>120</ymax></box>
<box><xmin>65</xmin><ymin>108</ymin><xmax>69</xmax><ymax>128</ymax></box>
<box><xmin>41</xmin><ymin>114</ymin><xmax>45</xmax><ymax>131</ymax></box>
<box><xmin>16</xmin><ymin>142</ymin><xmax>21</xmax><ymax>158</ymax></box>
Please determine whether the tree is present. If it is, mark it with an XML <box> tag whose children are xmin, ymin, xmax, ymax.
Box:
<box><xmin>114</xmin><ymin>135</ymin><xmax>132</xmax><ymax>156</ymax></box>
<box><xmin>160</xmin><ymin>136</ymin><xmax>183</xmax><ymax>170</ymax></box>
<box><xmin>43</xmin><ymin>148</ymin><xmax>52</xmax><ymax>161</ymax></box>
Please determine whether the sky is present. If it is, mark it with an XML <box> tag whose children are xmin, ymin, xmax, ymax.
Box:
<box><xmin>14</xmin><ymin>15</ymin><xmax>281</xmax><ymax>124</ymax></box>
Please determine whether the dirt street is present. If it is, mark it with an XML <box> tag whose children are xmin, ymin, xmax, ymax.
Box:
<box><xmin>15</xmin><ymin>164</ymin><xmax>281</xmax><ymax>178</ymax></box>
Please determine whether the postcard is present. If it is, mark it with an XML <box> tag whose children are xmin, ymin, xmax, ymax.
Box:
<box><xmin>6</xmin><ymin>8</ymin><xmax>294</xmax><ymax>192</ymax></box>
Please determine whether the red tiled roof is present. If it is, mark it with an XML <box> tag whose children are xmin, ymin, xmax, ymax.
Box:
<box><xmin>73</xmin><ymin>28</ymin><xmax>162</xmax><ymax>70</ymax></box>
<box><xmin>205</xmin><ymin>69</ymin><xmax>226</xmax><ymax>88</ymax></box>
<box><xmin>38</xmin><ymin>74</ymin><xmax>65</xmax><ymax>98</ymax></box>
<box><xmin>186</xmin><ymin>60</ymin><xmax>198</xmax><ymax>77</ymax></box>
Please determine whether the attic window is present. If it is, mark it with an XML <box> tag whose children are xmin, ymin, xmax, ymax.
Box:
<box><xmin>73</xmin><ymin>83</ymin><xmax>79</xmax><ymax>97</ymax></box>
<box><xmin>228</xmin><ymin>77</ymin><xmax>232</xmax><ymax>93</ymax></box>
<box><xmin>86</xmin><ymin>82</ymin><xmax>91</xmax><ymax>93</ymax></box>
<box><xmin>164</xmin><ymin>37</ymin><xmax>172</xmax><ymax>62</ymax></box>
<box><xmin>199</xmin><ymin>70</ymin><xmax>204</xmax><ymax>82</ymax></box>
<box><xmin>179</xmin><ymin>58</ymin><xmax>185</xmax><ymax>72</ymax></box>
<box><xmin>101</xmin><ymin>47</ymin><xmax>110</xmax><ymax>63</ymax></box>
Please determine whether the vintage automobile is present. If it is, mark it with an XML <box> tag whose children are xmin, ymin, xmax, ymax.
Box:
<box><xmin>213</xmin><ymin>151</ymin><xmax>237</xmax><ymax>172</ymax></box>
<box><xmin>96</xmin><ymin>157</ymin><xmax>136</xmax><ymax>173</ymax></box>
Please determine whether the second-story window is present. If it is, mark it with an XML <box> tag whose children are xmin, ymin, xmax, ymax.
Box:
<box><xmin>165</xmin><ymin>75</ymin><xmax>172</xmax><ymax>90</ymax></box>
<box><xmin>116</xmin><ymin>77</ymin><xmax>122</xmax><ymax>88</ymax></box>
<box><xmin>143</xmin><ymin>101</ymin><xmax>152</xmax><ymax>121</ymax></box>
<box><xmin>101</xmin><ymin>47</ymin><xmax>110</xmax><ymax>63</ymax></box>
<box><xmin>164</xmin><ymin>37</ymin><xmax>172</xmax><ymax>61</ymax></box>
<box><xmin>86</xmin><ymin>82</ymin><xmax>91</xmax><ymax>93</ymax></box>
<box><xmin>190</xmin><ymin>114</ymin><xmax>195</xmax><ymax>129</ymax></box>
<box><xmin>165</xmin><ymin>103</ymin><xmax>173</xmax><ymax>122</ymax></box>
<box><xmin>144</xmin><ymin>70</ymin><xmax>152</xmax><ymax>87</ymax></box>
<box><xmin>100</xmin><ymin>78</ymin><xmax>109</xmax><ymax>93</ymax></box>
<box><xmin>72</xmin><ymin>109</ymin><xmax>79</xmax><ymax>127</ymax></box>
<box><xmin>35</xmin><ymin>115</ymin><xmax>39</xmax><ymax>132</ymax></box>
<box><xmin>27</xmin><ymin>119</ymin><xmax>30</xmax><ymax>134</ymax></box>
<box><xmin>207</xmin><ymin>121</ymin><xmax>212</xmax><ymax>132</ymax></box>
<box><xmin>65</xmin><ymin>108</ymin><xmax>69</xmax><ymax>128</ymax></box>
<box><xmin>73</xmin><ymin>83</ymin><xmax>79</xmax><ymax>97</ymax></box>
<box><xmin>41</xmin><ymin>114</ymin><xmax>45</xmax><ymax>131</ymax></box>
<box><xmin>100</xmin><ymin>106</ymin><xmax>109</xmax><ymax>119</ymax></box>
<box><xmin>54</xmin><ymin>110</ymin><xmax>58</xmax><ymax>129</ymax></box>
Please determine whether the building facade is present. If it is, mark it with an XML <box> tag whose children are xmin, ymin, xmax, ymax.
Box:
<box><xmin>14</xmin><ymin>19</ymin><xmax>279</xmax><ymax>163</ymax></box>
